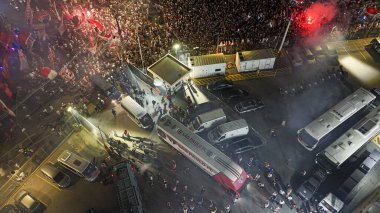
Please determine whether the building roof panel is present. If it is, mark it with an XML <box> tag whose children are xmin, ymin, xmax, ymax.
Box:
<box><xmin>147</xmin><ymin>54</ymin><xmax>191</xmax><ymax>85</ymax></box>
<box><xmin>239</xmin><ymin>49</ymin><xmax>276</xmax><ymax>61</ymax></box>
<box><xmin>191</xmin><ymin>53</ymin><xmax>225</xmax><ymax>66</ymax></box>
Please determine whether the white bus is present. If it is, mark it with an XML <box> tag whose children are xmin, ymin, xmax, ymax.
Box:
<box><xmin>316</xmin><ymin>106</ymin><xmax>380</xmax><ymax>173</ymax></box>
<box><xmin>58</xmin><ymin>150</ymin><xmax>100</xmax><ymax>182</ymax></box>
<box><xmin>297</xmin><ymin>88</ymin><xmax>375</xmax><ymax>151</ymax></box>
<box><xmin>157</xmin><ymin>115</ymin><xmax>247</xmax><ymax>196</ymax></box>
<box><xmin>120</xmin><ymin>96</ymin><xmax>154</xmax><ymax>130</ymax></box>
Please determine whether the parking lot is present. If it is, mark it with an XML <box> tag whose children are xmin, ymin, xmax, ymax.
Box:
<box><xmin>195</xmin><ymin>57</ymin><xmax>357</xmax><ymax>195</ymax></box>
<box><xmin>2</xmin><ymin>128</ymin><xmax>118</xmax><ymax>213</ymax></box>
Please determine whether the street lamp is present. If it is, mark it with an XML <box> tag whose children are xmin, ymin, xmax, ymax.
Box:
<box><xmin>173</xmin><ymin>43</ymin><xmax>181</xmax><ymax>58</ymax></box>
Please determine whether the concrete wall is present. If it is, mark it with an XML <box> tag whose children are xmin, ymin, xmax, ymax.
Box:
<box><xmin>190</xmin><ymin>63</ymin><xmax>226</xmax><ymax>78</ymax></box>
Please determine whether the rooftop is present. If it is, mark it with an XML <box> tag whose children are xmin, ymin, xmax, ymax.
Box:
<box><xmin>190</xmin><ymin>53</ymin><xmax>225</xmax><ymax>66</ymax></box>
<box><xmin>147</xmin><ymin>54</ymin><xmax>191</xmax><ymax>85</ymax></box>
<box><xmin>238</xmin><ymin>49</ymin><xmax>276</xmax><ymax>61</ymax></box>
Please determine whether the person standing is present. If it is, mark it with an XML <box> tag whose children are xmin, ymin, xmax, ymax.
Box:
<box><xmin>111</xmin><ymin>108</ymin><xmax>116</xmax><ymax>118</ymax></box>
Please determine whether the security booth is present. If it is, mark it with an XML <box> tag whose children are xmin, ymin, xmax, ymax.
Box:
<box><xmin>188</xmin><ymin>53</ymin><xmax>226</xmax><ymax>78</ymax></box>
<box><xmin>235</xmin><ymin>49</ymin><xmax>276</xmax><ymax>73</ymax></box>
<box><xmin>147</xmin><ymin>53</ymin><xmax>191</xmax><ymax>92</ymax></box>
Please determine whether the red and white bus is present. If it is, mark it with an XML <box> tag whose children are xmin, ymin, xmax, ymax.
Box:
<box><xmin>157</xmin><ymin>115</ymin><xmax>247</xmax><ymax>195</ymax></box>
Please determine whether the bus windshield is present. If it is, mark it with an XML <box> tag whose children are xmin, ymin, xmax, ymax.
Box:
<box><xmin>316</xmin><ymin>154</ymin><xmax>337</xmax><ymax>173</ymax></box>
<box><xmin>82</xmin><ymin>163</ymin><xmax>98</xmax><ymax>179</ymax></box>
<box><xmin>139</xmin><ymin>114</ymin><xmax>153</xmax><ymax>129</ymax></box>
<box><xmin>298</xmin><ymin>129</ymin><xmax>319</xmax><ymax>149</ymax></box>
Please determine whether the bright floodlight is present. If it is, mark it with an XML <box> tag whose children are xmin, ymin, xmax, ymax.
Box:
<box><xmin>67</xmin><ymin>106</ymin><xmax>73</xmax><ymax>112</ymax></box>
<box><xmin>173</xmin><ymin>43</ymin><xmax>180</xmax><ymax>50</ymax></box>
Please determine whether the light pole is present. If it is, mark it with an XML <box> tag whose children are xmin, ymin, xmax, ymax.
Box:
<box><xmin>278</xmin><ymin>18</ymin><xmax>293</xmax><ymax>54</ymax></box>
<box><xmin>173</xmin><ymin>43</ymin><xmax>180</xmax><ymax>59</ymax></box>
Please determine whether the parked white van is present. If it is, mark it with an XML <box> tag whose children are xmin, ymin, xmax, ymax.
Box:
<box><xmin>207</xmin><ymin>119</ymin><xmax>249</xmax><ymax>144</ymax></box>
<box><xmin>58</xmin><ymin>150</ymin><xmax>100</xmax><ymax>182</ymax></box>
<box><xmin>318</xmin><ymin>193</ymin><xmax>344</xmax><ymax>213</ymax></box>
<box><xmin>120</xmin><ymin>96</ymin><xmax>154</xmax><ymax>130</ymax></box>
<box><xmin>189</xmin><ymin>108</ymin><xmax>227</xmax><ymax>133</ymax></box>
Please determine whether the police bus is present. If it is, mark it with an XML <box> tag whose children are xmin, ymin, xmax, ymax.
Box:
<box><xmin>157</xmin><ymin>115</ymin><xmax>247</xmax><ymax>196</ymax></box>
<box><xmin>120</xmin><ymin>96</ymin><xmax>154</xmax><ymax>131</ymax></box>
<box><xmin>316</xmin><ymin>106</ymin><xmax>380</xmax><ymax>173</ymax></box>
<box><xmin>297</xmin><ymin>88</ymin><xmax>375</xmax><ymax>151</ymax></box>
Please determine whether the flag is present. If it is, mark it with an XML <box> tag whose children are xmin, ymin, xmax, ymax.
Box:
<box><xmin>51</xmin><ymin>0</ymin><xmax>61</xmax><ymax>21</ymax></box>
<box><xmin>35</xmin><ymin>10</ymin><xmax>51</xmax><ymax>23</ymax></box>
<box><xmin>48</xmin><ymin>46</ymin><xmax>55</xmax><ymax>64</ymax></box>
<box><xmin>59</xmin><ymin>1</ymin><xmax>72</xmax><ymax>20</ymax></box>
<box><xmin>40</xmin><ymin>67</ymin><xmax>57</xmax><ymax>79</ymax></box>
<box><xmin>2</xmin><ymin>58</ymin><xmax>10</xmax><ymax>79</ymax></box>
<box><xmin>18</xmin><ymin>49</ymin><xmax>30</xmax><ymax>72</ymax></box>
<box><xmin>87</xmin><ymin>19</ymin><xmax>104</xmax><ymax>31</ymax></box>
<box><xmin>59</xmin><ymin>67</ymin><xmax>75</xmax><ymax>82</ymax></box>
<box><xmin>0</xmin><ymin>99</ymin><xmax>15</xmax><ymax>117</ymax></box>
<box><xmin>58</xmin><ymin>17</ymin><xmax>66</xmax><ymax>36</ymax></box>
<box><xmin>25</xmin><ymin>0</ymin><xmax>33</xmax><ymax>25</ymax></box>
<box><xmin>25</xmin><ymin>34</ymin><xmax>36</xmax><ymax>49</ymax></box>
<box><xmin>3</xmin><ymin>83</ymin><xmax>13</xmax><ymax>99</ymax></box>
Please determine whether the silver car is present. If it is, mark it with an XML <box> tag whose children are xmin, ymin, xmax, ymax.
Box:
<box><xmin>15</xmin><ymin>190</ymin><xmax>43</xmax><ymax>213</ymax></box>
<box><xmin>41</xmin><ymin>163</ymin><xmax>71</xmax><ymax>188</ymax></box>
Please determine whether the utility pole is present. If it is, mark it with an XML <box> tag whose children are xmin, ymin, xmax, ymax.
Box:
<box><xmin>136</xmin><ymin>28</ymin><xmax>145</xmax><ymax>72</ymax></box>
<box><xmin>110</xmin><ymin>2</ymin><xmax>126</xmax><ymax>63</ymax></box>
<box><xmin>278</xmin><ymin>18</ymin><xmax>293</xmax><ymax>55</ymax></box>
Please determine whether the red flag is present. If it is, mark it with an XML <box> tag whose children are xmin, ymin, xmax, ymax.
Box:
<box><xmin>58</xmin><ymin>17</ymin><xmax>66</xmax><ymax>36</ymax></box>
<box><xmin>59</xmin><ymin>1</ymin><xmax>72</xmax><ymax>20</ymax></box>
<box><xmin>59</xmin><ymin>68</ymin><xmax>75</xmax><ymax>82</ymax></box>
<box><xmin>0</xmin><ymin>99</ymin><xmax>15</xmax><ymax>117</ymax></box>
<box><xmin>3</xmin><ymin>83</ymin><xmax>13</xmax><ymax>99</ymax></box>
<box><xmin>40</xmin><ymin>67</ymin><xmax>57</xmax><ymax>79</ymax></box>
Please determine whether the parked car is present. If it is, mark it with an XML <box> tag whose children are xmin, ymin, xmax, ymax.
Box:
<box><xmin>0</xmin><ymin>205</ymin><xmax>21</xmax><ymax>213</ymax></box>
<box><xmin>15</xmin><ymin>190</ymin><xmax>44</xmax><ymax>213</ymax></box>
<box><xmin>41</xmin><ymin>163</ymin><xmax>71</xmax><ymax>188</ymax></box>
<box><xmin>296</xmin><ymin>168</ymin><xmax>326</xmax><ymax>201</ymax></box>
<box><xmin>207</xmin><ymin>80</ymin><xmax>233</xmax><ymax>91</ymax></box>
<box><xmin>234</xmin><ymin>98</ymin><xmax>264</xmax><ymax>114</ymax></box>
<box><xmin>220</xmin><ymin>89</ymin><xmax>248</xmax><ymax>101</ymax></box>
<box><xmin>228</xmin><ymin>137</ymin><xmax>256</xmax><ymax>155</ymax></box>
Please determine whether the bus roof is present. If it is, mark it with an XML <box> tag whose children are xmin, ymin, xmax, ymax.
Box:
<box><xmin>157</xmin><ymin>115</ymin><xmax>244</xmax><ymax>183</ymax></box>
<box><xmin>303</xmin><ymin>88</ymin><xmax>375</xmax><ymax>141</ymax></box>
<box><xmin>120</xmin><ymin>96</ymin><xmax>146</xmax><ymax>119</ymax></box>
<box><xmin>323</xmin><ymin>106</ymin><xmax>380</xmax><ymax>166</ymax></box>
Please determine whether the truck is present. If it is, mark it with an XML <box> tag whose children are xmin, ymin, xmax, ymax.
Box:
<box><xmin>189</xmin><ymin>108</ymin><xmax>227</xmax><ymax>133</ymax></box>
<box><xmin>207</xmin><ymin>119</ymin><xmax>249</xmax><ymax>144</ymax></box>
